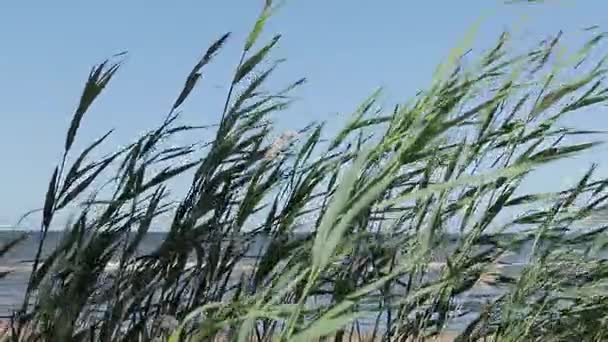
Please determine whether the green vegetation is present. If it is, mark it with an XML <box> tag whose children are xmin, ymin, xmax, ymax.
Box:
<box><xmin>3</xmin><ymin>1</ymin><xmax>608</xmax><ymax>341</ymax></box>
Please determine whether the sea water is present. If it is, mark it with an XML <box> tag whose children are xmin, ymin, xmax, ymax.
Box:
<box><xmin>0</xmin><ymin>230</ymin><xmax>532</xmax><ymax>331</ymax></box>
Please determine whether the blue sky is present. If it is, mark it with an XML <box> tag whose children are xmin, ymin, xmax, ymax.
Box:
<box><xmin>1</xmin><ymin>0</ymin><xmax>607</xmax><ymax>229</ymax></box>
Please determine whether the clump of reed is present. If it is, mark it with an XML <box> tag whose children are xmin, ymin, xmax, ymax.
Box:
<box><xmin>3</xmin><ymin>1</ymin><xmax>608</xmax><ymax>341</ymax></box>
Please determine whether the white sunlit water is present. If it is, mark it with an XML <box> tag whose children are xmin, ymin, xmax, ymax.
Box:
<box><xmin>0</xmin><ymin>230</ymin><xmax>600</xmax><ymax>333</ymax></box>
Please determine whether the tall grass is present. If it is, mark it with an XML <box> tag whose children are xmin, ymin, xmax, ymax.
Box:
<box><xmin>3</xmin><ymin>2</ymin><xmax>608</xmax><ymax>341</ymax></box>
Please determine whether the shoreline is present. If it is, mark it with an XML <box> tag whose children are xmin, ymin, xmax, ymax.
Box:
<box><xmin>0</xmin><ymin>319</ymin><xmax>464</xmax><ymax>341</ymax></box>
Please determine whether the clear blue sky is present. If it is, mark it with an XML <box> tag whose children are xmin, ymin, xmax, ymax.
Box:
<box><xmin>1</xmin><ymin>1</ymin><xmax>607</xmax><ymax>229</ymax></box>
